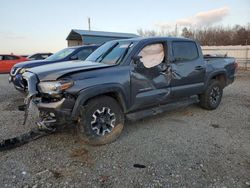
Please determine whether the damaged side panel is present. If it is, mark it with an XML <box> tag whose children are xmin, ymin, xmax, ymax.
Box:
<box><xmin>22</xmin><ymin>71</ymin><xmax>39</xmax><ymax>97</ymax></box>
<box><xmin>130</xmin><ymin>41</ymin><xmax>172</xmax><ymax>111</ymax></box>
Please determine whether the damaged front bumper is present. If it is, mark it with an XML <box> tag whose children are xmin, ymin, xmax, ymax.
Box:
<box><xmin>37</xmin><ymin>98</ymin><xmax>65</xmax><ymax>110</ymax></box>
<box><xmin>22</xmin><ymin>72</ymin><xmax>75</xmax><ymax>126</ymax></box>
<box><xmin>0</xmin><ymin>72</ymin><xmax>77</xmax><ymax>151</ymax></box>
<box><xmin>36</xmin><ymin>97</ymin><xmax>75</xmax><ymax>124</ymax></box>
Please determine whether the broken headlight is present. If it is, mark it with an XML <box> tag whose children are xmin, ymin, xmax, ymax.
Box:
<box><xmin>19</xmin><ymin>68</ymin><xmax>28</xmax><ymax>74</ymax></box>
<box><xmin>38</xmin><ymin>80</ymin><xmax>74</xmax><ymax>95</ymax></box>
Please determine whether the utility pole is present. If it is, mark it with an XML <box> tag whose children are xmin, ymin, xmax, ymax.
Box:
<box><xmin>175</xmin><ymin>24</ymin><xmax>178</xmax><ymax>36</ymax></box>
<box><xmin>88</xmin><ymin>17</ymin><xmax>91</xmax><ymax>31</ymax></box>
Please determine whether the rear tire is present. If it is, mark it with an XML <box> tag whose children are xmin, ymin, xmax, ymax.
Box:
<box><xmin>199</xmin><ymin>80</ymin><xmax>223</xmax><ymax>110</ymax></box>
<box><xmin>77</xmin><ymin>96</ymin><xmax>124</xmax><ymax>146</ymax></box>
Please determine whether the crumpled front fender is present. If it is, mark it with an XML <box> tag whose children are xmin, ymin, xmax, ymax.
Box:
<box><xmin>22</xmin><ymin>71</ymin><xmax>39</xmax><ymax>98</ymax></box>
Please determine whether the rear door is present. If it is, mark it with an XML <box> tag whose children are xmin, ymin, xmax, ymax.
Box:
<box><xmin>130</xmin><ymin>41</ymin><xmax>172</xmax><ymax>111</ymax></box>
<box><xmin>170</xmin><ymin>41</ymin><xmax>205</xmax><ymax>97</ymax></box>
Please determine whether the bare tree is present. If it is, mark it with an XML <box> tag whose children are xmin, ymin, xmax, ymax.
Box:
<box><xmin>137</xmin><ymin>24</ymin><xmax>250</xmax><ymax>46</ymax></box>
<box><xmin>181</xmin><ymin>27</ymin><xmax>194</xmax><ymax>39</ymax></box>
<box><xmin>137</xmin><ymin>28</ymin><xmax>174</xmax><ymax>37</ymax></box>
<box><xmin>180</xmin><ymin>24</ymin><xmax>250</xmax><ymax>46</ymax></box>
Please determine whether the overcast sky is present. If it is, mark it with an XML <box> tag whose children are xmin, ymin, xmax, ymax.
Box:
<box><xmin>0</xmin><ymin>0</ymin><xmax>249</xmax><ymax>54</ymax></box>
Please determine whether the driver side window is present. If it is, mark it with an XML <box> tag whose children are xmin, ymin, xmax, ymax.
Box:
<box><xmin>138</xmin><ymin>43</ymin><xmax>165</xmax><ymax>68</ymax></box>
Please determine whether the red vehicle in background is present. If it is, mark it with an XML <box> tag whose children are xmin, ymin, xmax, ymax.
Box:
<box><xmin>0</xmin><ymin>54</ymin><xmax>28</xmax><ymax>73</ymax></box>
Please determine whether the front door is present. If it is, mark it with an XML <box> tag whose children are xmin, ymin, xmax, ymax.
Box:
<box><xmin>130</xmin><ymin>42</ymin><xmax>172</xmax><ymax>111</ymax></box>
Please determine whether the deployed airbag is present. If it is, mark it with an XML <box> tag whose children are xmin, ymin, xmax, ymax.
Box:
<box><xmin>139</xmin><ymin>43</ymin><xmax>164</xmax><ymax>68</ymax></box>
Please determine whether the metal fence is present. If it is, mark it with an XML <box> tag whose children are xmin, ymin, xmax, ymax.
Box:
<box><xmin>201</xmin><ymin>45</ymin><xmax>250</xmax><ymax>70</ymax></box>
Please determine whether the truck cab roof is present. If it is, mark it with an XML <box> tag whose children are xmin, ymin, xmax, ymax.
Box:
<box><xmin>114</xmin><ymin>36</ymin><xmax>195</xmax><ymax>43</ymax></box>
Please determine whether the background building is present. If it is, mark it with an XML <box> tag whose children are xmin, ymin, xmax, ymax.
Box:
<box><xmin>66</xmin><ymin>29</ymin><xmax>139</xmax><ymax>47</ymax></box>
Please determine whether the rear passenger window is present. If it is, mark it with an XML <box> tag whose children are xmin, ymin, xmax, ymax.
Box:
<box><xmin>172</xmin><ymin>41</ymin><xmax>198</xmax><ymax>62</ymax></box>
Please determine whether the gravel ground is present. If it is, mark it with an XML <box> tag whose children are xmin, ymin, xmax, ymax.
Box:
<box><xmin>0</xmin><ymin>71</ymin><xmax>249</xmax><ymax>188</ymax></box>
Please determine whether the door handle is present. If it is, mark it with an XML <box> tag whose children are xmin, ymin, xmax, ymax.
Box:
<box><xmin>195</xmin><ymin>66</ymin><xmax>205</xmax><ymax>70</ymax></box>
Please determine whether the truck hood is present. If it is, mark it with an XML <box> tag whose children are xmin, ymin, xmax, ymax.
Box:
<box><xmin>28</xmin><ymin>60</ymin><xmax>111</xmax><ymax>81</ymax></box>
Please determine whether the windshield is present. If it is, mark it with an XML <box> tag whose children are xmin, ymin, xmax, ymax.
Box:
<box><xmin>46</xmin><ymin>48</ymin><xmax>76</xmax><ymax>61</ymax></box>
<box><xmin>86</xmin><ymin>41</ymin><xmax>134</xmax><ymax>65</ymax></box>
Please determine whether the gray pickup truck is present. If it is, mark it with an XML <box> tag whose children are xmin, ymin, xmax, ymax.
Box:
<box><xmin>21</xmin><ymin>37</ymin><xmax>237</xmax><ymax>146</ymax></box>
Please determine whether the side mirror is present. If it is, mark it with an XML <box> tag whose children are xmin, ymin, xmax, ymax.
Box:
<box><xmin>70</xmin><ymin>55</ymin><xmax>78</xmax><ymax>60</ymax></box>
<box><xmin>132</xmin><ymin>55</ymin><xmax>142</xmax><ymax>64</ymax></box>
<box><xmin>132</xmin><ymin>55</ymin><xmax>146</xmax><ymax>69</ymax></box>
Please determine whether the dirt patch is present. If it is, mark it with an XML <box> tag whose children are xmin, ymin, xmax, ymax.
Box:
<box><xmin>50</xmin><ymin>170</ymin><xmax>63</xmax><ymax>179</ymax></box>
<box><xmin>70</xmin><ymin>147</ymin><xmax>94</xmax><ymax>166</ymax></box>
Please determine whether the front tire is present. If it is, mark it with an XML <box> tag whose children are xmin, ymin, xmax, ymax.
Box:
<box><xmin>77</xmin><ymin>96</ymin><xmax>124</xmax><ymax>146</ymax></box>
<box><xmin>199</xmin><ymin>80</ymin><xmax>223</xmax><ymax>110</ymax></box>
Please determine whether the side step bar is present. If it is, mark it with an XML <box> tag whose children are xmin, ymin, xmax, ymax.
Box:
<box><xmin>126</xmin><ymin>96</ymin><xmax>199</xmax><ymax>121</ymax></box>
